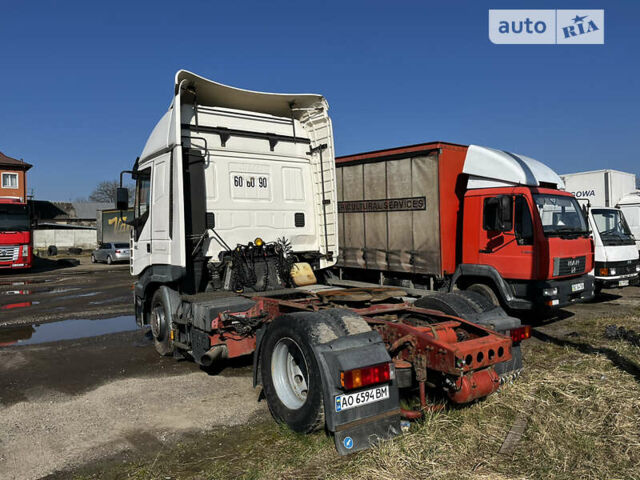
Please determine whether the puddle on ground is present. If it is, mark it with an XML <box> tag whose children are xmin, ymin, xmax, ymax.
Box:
<box><xmin>0</xmin><ymin>301</ymin><xmax>39</xmax><ymax>310</ymax></box>
<box><xmin>0</xmin><ymin>286</ymin><xmax>81</xmax><ymax>297</ymax></box>
<box><xmin>0</xmin><ymin>279</ymin><xmax>55</xmax><ymax>286</ymax></box>
<box><xmin>0</xmin><ymin>316</ymin><xmax>138</xmax><ymax>347</ymax></box>
<box><xmin>0</xmin><ymin>290</ymin><xmax>31</xmax><ymax>295</ymax></box>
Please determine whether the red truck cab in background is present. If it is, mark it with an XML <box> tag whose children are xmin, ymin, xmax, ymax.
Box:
<box><xmin>0</xmin><ymin>198</ymin><xmax>32</xmax><ymax>270</ymax></box>
<box><xmin>336</xmin><ymin>142</ymin><xmax>595</xmax><ymax>312</ymax></box>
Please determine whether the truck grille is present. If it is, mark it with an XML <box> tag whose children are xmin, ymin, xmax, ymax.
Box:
<box><xmin>0</xmin><ymin>246</ymin><xmax>19</xmax><ymax>263</ymax></box>
<box><xmin>595</xmin><ymin>260</ymin><xmax>638</xmax><ymax>276</ymax></box>
<box><xmin>553</xmin><ymin>256</ymin><xmax>586</xmax><ymax>277</ymax></box>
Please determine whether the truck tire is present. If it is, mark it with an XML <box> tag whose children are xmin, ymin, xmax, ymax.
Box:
<box><xmin>415</xmin><ymin>292</ymin><xmax>523</xmax><ymax>378</ymax></box>
<box><xmin>413</xmin><ymin>292</ymin><xmax>477</xmax><ymax>318</ymax></box>
<box><xmin>465</xmin><ymin>283</ymin><xmax>500</xmax><ymax>307</ymax></box>
<box><xmin>150</xmin><ymin>288</ymin><xmax>175</xmax><ymax>356</ymax></box>
<box><xmin>260</xmin><ymin>310</ymin><xmax>366</xmax><ymax>434</ymax></box>
<box><xmin>454</xmin><ymin>290</ymin><xmax>496</xmax><ymax>313</ymax></box>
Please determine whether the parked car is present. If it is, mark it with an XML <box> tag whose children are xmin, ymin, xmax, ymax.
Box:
<box><xmin>91</xmin><ymin>242</ymin><xmax>130</xmax><ymax>264</ymax></box>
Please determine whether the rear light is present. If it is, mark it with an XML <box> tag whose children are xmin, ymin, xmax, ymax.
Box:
<box><xmin>21</xmin><ymin>245</ymin><xmax>28</xmax><ymax>257</ymax></box>
<box><xmin>340</xmin><ymin>363</ymin><xmax>391</xmax><ymax>390</ymax></box>
<box><xmin>510</xmin><ymin>325</ymin><xmax>531</xmax><ymax>343</ymax></box>
<box><xmin>116</xmin><ymin>250</ymin><xmax>123</xmax><ymax>254</ymax></box>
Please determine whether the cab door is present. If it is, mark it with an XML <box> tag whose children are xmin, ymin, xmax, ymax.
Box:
<box><xmin>150</xmin><ymin>153</ymin><xmax>172</xmax><ymax>266</ymax></box>
<box><xmin>478</xmin><ymin>194</ymin><xmax>536</xmax><ymax>280</ymax></box>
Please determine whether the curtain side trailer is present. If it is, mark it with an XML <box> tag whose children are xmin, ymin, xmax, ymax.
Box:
<box><xmin>118</xmin><ymin>72</ymin><xmax>518</xmax><ymax>454</ymax></box>
<box><xmin>335</xmin><ymin>142</ymin><xmax>596</xmax><ymax>311</ymax></box>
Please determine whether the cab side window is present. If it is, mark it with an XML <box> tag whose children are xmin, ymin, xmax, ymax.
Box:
<box><xmin>133</xmin><ymin>167</ymin><xmax>151</xmax><ymax>240</ymax></box>
<box><xmin>514</xmin><ymin>196</ymin><xmax>534</xmax><ymax>245</ymax></box>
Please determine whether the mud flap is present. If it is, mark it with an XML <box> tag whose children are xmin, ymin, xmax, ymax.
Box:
<box><xmin>312</xmin><ymin>331</ymin><xmax>402</xmax><ymax>454</ymax></box>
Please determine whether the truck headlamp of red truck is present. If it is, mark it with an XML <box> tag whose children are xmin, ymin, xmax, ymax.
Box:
<box><xmin>542</xmin><ymin>287</ymin><xmax>558</xmax><ymax>296</ymax></box>
<box><xmin>340</xmin><ymin>363</ymin><xmax>391</xmax><ymax>390</ymax></box>
<box><xmin>510</xmin><ymin>325</ymin><xmax>532</xmax><ymax>343</ymax></box>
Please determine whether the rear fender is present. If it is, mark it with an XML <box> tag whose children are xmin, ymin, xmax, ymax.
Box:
<box><xmin>312</xmin><ymin>331</ymin><xmax>401</xmax><ymax>454</ymax></box>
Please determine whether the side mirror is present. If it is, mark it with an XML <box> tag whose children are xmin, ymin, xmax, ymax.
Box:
<box><xmin>498</xmin><ymin>195</ymin><xmax>513</xmax><ymax>231</ymax></box>
<box><xmin>116</xmin><ymin>187</ymin><xmax>129</xmax><ymax>211</ymax></box>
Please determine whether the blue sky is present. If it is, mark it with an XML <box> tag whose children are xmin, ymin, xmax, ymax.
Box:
<box><xmin>0</xmin><ymin>0</ymin><xmax>637</xmax><ymax>200</ymax></box>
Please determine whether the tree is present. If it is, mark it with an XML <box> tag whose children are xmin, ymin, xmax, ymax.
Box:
<box><xmin>89</xmin><ymin>180</ymin><xmax>134</xmax><ymax>204</ymax></box>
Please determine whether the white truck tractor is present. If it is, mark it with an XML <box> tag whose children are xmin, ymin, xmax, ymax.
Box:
<box><xmin>116</xmin><ymin>71</ymin><xmax>520</xmax><ymax>453</ymax></box>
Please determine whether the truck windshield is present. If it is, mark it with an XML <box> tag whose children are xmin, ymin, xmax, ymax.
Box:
<box><xmin>532</xmin><ymin>194</ymin><xmax>587</xmax><ymax>235</ymax></box>
<box><xmin>591</xmin><ymin>209</ymin><xmax>634</xmax><ymax>245</ymax></box>
<box><xmin>0</xmin><ymin>204</ymin><xmax>30</xmax><ymax>232</ymax></box>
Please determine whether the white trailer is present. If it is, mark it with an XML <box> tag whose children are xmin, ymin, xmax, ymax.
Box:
<box><xmin>562</xmin><ymin>169</ymin><xmax>636</xmax><ymax>207</ymax></box>
<box><xmin>561</xmin><ymin>170</ymin><xmax>639</xmax><ymax>290</ymax></box>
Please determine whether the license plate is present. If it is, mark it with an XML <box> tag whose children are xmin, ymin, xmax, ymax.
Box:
<box><xmin>619</xmin><ymin>280</ymin><xmax>629</xmax><ymax>287</ymax></box>
<box><xmin>335</xmin><ymin>385</ymin><xmax>389</xmax><ymax>412</ymax></box>
<box><xmin>571</xmin><ymin>282</ymin><xmax>584</xmax><ymax>292</ymax></box>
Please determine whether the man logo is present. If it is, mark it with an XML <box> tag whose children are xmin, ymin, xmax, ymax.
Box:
<box><xmin>489</xmin><ymin>10</ymin><xmax>604</xmax><ymax>45</ymax></box>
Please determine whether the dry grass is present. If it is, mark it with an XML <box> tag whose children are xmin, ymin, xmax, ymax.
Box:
<box><xmin>332</xmin><ymin>315</ymin><xmax>640</xmax><ymax>480</ymax></box>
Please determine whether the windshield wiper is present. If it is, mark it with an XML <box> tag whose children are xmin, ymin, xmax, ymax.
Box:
<box><xmin>546</xmin><ymin>227</ymin><xmax>587</xmax><ymax>236</ymax></box>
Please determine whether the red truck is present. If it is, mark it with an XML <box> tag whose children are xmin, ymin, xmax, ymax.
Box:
<box><xmin>0</xmin><ymin>198</ymin><xmax>32</xmax><ymax>270</ymax></box>
<box><xmin>334</xmin><ymin>142</ymin><xmax>595</xmax><ymax>313</ymax></box>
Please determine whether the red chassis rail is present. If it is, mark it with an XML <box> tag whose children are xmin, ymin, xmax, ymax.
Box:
<box><xmin>204</xmin><ymin>289</ymin><xmax>512</xmax><ymax>406</ymax></box>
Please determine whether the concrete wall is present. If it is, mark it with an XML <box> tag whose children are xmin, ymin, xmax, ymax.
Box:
<box><xmin>34</xmin><ymin>229</ymin><xmax>96</xmax><ymax>250</ymax></box>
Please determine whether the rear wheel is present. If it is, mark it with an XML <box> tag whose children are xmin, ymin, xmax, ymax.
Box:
<box><xmin>415</xmin><ymin>291</ymin><xmax>522</xmax><ymax>378</ymax></box>
<box><xmin>261</xmin><ymin>313</ymin><xmax>328</xmax><ymax>433</ymax></box>
<box><xmin>106</xmin><ymin>255</ymin><xmax>113</xmax><ymax>265</ymax></box>
<box><xmin>465</xmin><ymin>283</ymin><xmax>500</xmax><ymax>307</ymax></box>
<box><xmin>150</xmin><ymin>288</ymin><xmax>175</xmax><ymax>356</ymax></box>
<box><xmin>413</xmin><ymin>292</ymin><xmax>478</xmax><ymax>319</ymax></box>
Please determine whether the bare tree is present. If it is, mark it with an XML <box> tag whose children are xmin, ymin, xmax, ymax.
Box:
<box><xmin>89</xmin><ymin>180</ymin><xmax>134</xmax><ymax>204</ymax></box>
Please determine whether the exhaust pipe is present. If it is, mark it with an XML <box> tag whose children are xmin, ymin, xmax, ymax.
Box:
<box><xmin>200</xmin><ymin>345</ymin><xmax>228</xmax><ymax>367</ymax></box>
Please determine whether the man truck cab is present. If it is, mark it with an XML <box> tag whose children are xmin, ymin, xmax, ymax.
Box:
<box><xmin>336</xmin><ymin>143</ymin><xmax>595</xmax><ymax>312</ymax></box>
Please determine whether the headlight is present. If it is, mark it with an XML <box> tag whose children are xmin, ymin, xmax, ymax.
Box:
<box><xmin>610</xmin><ymin>268</ymin><xmax>617</xmax><ymax>276</ymax></box>
<box><xmin>636</xmin><ymin>264</ymin><xmax>640</xmax><ymax>273</ymax></box>
<box><xmin>542</xmin><ymin>287</ymin><xmax>558</xmax><ymax>296</ymax></box>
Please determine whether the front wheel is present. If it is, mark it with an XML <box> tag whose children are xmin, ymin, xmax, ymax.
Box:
<box><xmin>90</xmin><ymin>254</ymin><xmax>96</xmax><ymax>263</ymax></box>
<box><xmin>150</xmin><ymin>288</ymin><xmax>175</xmax><ymax>356</ymax></box>
<box><xmin>260</xmin><ymin>313</ymin><xmax>327</xmax><ymax>433</ymax></box>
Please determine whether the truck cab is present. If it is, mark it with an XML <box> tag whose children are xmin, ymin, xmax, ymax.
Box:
<box><xmin>586</xmin><ymin>206</ymin><xmax>639</xmax><ymax>290</ymax></box>
<box><xmin>0</xmin><ymin>198</ymin><xmax>32</xmax><ymax>269</ymax></box>
<box><xmin>618</xmin><ymin>191</ymin><xmax>640</xmax><ymax>254</ymax></box>
<box><xmin>461</xmin><ymin>184</ymin><xmax>594</xmax><ymax>309</ymax></box>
